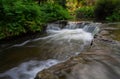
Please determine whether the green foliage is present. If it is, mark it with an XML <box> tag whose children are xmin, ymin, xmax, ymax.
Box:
<box><xmin>94</xmin><ymin>0</ymin><xmax>120</xmax><ymax>21</ymax></box>
<box><xmin>39</xmin><ymin>2</ymin><xmax>71</xmax><ymax>23</ymax></box>
<box><xmin>0</xmin><ymin>0</ymin><xmax>71</xmax><ymax>39</ymax></box>
<box><xmin>54</xmin><ymin>0</ymin><xmax>67</xmax><ymax>8</ymax></box>
<box><xmin>106</xmin><ymin>12</ymin><xmax>120</xmax><ymax>22</ymax></box>
<box><xmin>75</xmin><ymin>6</ymin><xmax>94</xmax><ymax>19</ymax></box>
<box><xmin>0</xmin><ymin>0</ymin><xmax>42</xmax><ymax>39</ymax></box>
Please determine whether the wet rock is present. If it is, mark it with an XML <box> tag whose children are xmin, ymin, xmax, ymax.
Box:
<box><xmin>35</xmin><ymin>56</ymin><xmax>86</xmax><ymax>79</ymax></box>
<box><xmin>54</xmin><ymin>20</ymin><xmax>68</xmax><ymax>29</ymax></box>
<box><xmin>100</xmin><ymin>30</ymin><xmax>109</xmax><ymax>35</ymax></box>
<box><xmin>35</xmin><ymin>70</ymin><xmax>58</xmax><ymax>79</ymax></box>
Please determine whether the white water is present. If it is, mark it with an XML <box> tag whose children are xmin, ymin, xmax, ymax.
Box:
<box><xmin>46</xmin><ymin>29</ymin><xmax>93</xmax><ymax>45</ymax></box>
<box><xmin>0</xmin><ymin>59</ymin><xmax>60</xmax><ymax>79</ymax></box>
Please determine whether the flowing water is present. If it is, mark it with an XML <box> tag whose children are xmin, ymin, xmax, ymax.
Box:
<box><xmin>0</xmin><ymin>21</ymin><xmax>100</xmax><ymax>79</ymax></box>
<box><xmin>0</xmin><ymin>22</ymin><xmax>119</xmax><ymax>79</ymax></box>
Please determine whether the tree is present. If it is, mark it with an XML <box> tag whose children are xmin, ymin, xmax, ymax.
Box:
<box><xmin>54</xmin><ymin>0</ymin><xmax>67</xmax><ymax>8</ymax></box>
<box><xmin>35</xmin><ymin>0</ymin><xmax>48</xmax><ymax>4</ymax></box>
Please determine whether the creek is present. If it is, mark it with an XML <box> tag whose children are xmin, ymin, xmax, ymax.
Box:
<box><xmin>0</xmin><ymin>21</ymin><xmax>120</xmax><ymax>79</ymax></box>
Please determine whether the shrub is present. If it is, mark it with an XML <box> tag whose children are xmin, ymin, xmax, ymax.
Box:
<box><xmin>54</xmin><ymin>0</ymin><xmax>67</xmax><ymax>8</ymax></box>
<box><xmin>106</xmin><ymin>12</ymin><xmax>120</xmax><ymax>22</ymax></box>
<box><xmin>39</xmin><ymin>2</ymin><xmax>71</xmax><ymax>23</ymax></box>
<box><xmin>0</xmin><ymin>0</ymin><xmax>71</xmax><ymax>39</ymax></box>
<box><xmin>0</xmin><ymin>0</ymin><xmax>43</xmax><ymax>39</ymax></box>
<box><xmin>94</xmin><ymin>0</ymin><xmax>120</xmax><ymax>21</ymax></box>
<box><xmin>75</xmin><ymin>6</ymin><xmax>94</xmax><ymax>19</ymax></box>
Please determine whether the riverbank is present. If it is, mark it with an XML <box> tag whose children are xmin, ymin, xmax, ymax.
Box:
<box><xmin>35</xmin><ymin>23</ymin><xmax>120</xmax><ymax>79</ymax></box>
<box><xmin>0</xmin><ymin>20</ymin><xmax>68</xmax><ymax>44</ymax></box>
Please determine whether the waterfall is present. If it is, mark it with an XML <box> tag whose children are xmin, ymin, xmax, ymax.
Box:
<box><xmin>83</xmin><ymin>23</ymin><xmax>100</xmax><ymax>36</ymax></box>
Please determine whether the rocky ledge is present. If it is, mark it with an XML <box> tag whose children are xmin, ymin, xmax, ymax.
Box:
<box><xmin>35</xmin><ymin>24</ymin><xmax>120</xmax><ymax>79</ymax></box>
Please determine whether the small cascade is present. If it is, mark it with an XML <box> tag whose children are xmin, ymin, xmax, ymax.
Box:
<box><xmin>65</xmin><ymin>22</ymin><xmax>78</xmax><ymax>29</ymax></box>
<box><xmin>83</xmin><ymin>23</ymin><xmax>100</xmax><ymax>36</ymax></box>
<box><xmin>64</xmin><ymin>22</ymin><xmax>90</xmax><ymax>29</ymax></box>
<box><xmin>47</xmin><ymin>24</ymin><xmax>61</xmax><ymax>30</ymax></box>
<box><xmin>47</xmin><ymin>22</ymin><xmax>91</xmax><ymax>30</ymax></box>
<box><xmin>47</xmin><ymin>21</ymin><xmax>100</xmax><ymax>36</ymax></box>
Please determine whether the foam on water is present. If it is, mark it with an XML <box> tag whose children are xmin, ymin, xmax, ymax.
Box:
<box><xmin>47</xmin><ymin>29</ymin><xmax>93</xmax><ymax>44</ymax></box>
<box><xmin>0</xmin><ymin>59</ymin><xmax>60</xmax><ymax>79</ymax></box>
<box><xmin>12</xmin><ymin>28</ymin><xmax>93</xmax><ymax>47</ymax></box>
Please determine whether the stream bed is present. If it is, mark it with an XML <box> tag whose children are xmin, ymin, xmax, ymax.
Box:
<box><xmin>0</xmin><ymin>22</ymin><xmax>120</xmax><ymax>79</ymax></box>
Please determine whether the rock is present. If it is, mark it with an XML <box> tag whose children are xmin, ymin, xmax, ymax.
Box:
<box><xmin>54</xmin><ymin>20</ymin><xmax>68</xmax><ymax>28</ymax></box>
<box><xmin>100</xmin><ymin>30</ymin><xmax>109</xmax><ymax>35</ymax></box>
<box><xmin>35</xmin><ymin>70</ymin><xmax>58</xmax><ymax>79</ymax></box>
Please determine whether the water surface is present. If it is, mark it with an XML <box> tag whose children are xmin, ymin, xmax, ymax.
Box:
<box><xmin>0</xmin><ymin>22</ymin><xmax>98</xmax><ymax>79</ymax></box>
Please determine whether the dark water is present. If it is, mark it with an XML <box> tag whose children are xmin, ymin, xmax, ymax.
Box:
<box><xmin>109</xmin><ymin>27</ymin><xmax>120</xmax><ymax>41</ymax></box>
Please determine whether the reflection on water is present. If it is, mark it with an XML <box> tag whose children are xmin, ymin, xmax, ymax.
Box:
<box><xmin>109</xmin><ymin>29</ymin><xmax>120</xmax><ymax>41</ymax></box>
<box><xmin>103</xmin><ymin>23</ymin><xmax>120</xmax><ymax>41</ymax></box>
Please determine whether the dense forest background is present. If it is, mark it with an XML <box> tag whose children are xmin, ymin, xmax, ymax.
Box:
<box><xmin>0</xmin><ymin>0</ymin><xmax>120</xmax><ymax>39</ymax></box>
